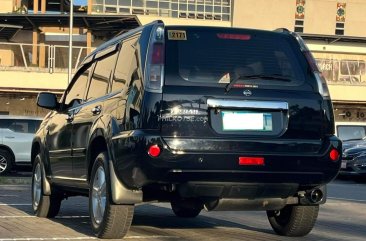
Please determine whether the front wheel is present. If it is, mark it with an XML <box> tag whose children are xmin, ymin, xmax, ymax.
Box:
<box><xmin>267</xmin><ymin>205</ymin><xmax>319</xmax><ymax>237</ymax></box>
<box><xmin>89</xmin><ymin>152</ymin><xmax>134</xmax><ymax>239</ymax></box>
<box><xmin>32</xmin><ymin>154</ymin><xmax>62</xmax><ymax>218</ymax></box>
<box><xmin>0</xmin><ymin>149</ymin><xmax>13</xmax><ymax>175</ymax></box>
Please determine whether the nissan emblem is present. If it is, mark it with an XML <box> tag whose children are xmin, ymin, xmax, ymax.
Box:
<box><xmin>243</xmin><ymin>89</ymin><xmax>252</xmax><ymax>96</ymax></box>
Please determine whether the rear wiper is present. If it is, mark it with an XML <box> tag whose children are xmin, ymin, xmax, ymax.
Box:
<box><xmin>225</xmin><ymin>74</ymin><xmax>293</xmax><ymax>93</ymax></box>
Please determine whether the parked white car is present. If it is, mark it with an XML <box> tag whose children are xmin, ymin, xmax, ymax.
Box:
<box><xmin>0</xmin><ymin>116</ymin><xmax>42</xmax><ymax>175</ymax></box>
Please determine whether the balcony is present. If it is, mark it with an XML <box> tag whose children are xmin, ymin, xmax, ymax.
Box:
<box><xmin>0</xmin><ymin>42</ymin><xmax>90</xmax><ymax>73</ymax></box>
<box><xmin>0</xmin><ymin>42</ymin><xmax>92</xmax><ymax>92</ymax></box>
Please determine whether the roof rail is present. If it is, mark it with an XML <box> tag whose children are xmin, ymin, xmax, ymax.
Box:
<box><xmin>274</xmin><ymin>28</ymin><xmax>291</xmax><ymax>33</ymax></box>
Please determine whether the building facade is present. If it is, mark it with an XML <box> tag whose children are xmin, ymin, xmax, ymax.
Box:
<box><xmin>0</xmin><ymin>0</ymin><xmax>366</xmax><ymax>123</ymax></box>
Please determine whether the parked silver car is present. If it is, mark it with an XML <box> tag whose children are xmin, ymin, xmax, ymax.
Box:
<box><xmin>0</xmin><ymin>116</ymin><xmax>42</xmax><ymax>175</ymax></box>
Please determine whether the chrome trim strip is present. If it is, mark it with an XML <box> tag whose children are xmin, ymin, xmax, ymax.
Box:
<box><xmin>207</xmin><ymin>99</ymin><xmax>288</xmax><ymax>110</ymax></box>
<box><xmin>52</xmin><ymin>176</ymin><xmax>87</xmax><ymax>181</ymax></box>
<box><xmin>49</xmin><ymin>149</ymin><xmax>71</xmax><ymax>154</ymax></box>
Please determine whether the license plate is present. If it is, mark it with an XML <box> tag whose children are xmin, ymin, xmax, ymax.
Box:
<box><xmin>341</xmin><ymin>160</ymin><xmax>347</xmax><ymax>169</ymax></box>
<box><xmin>222</xmin><ymin>111</ymin><xmax>272</xmax><ymax>131</ymax></box>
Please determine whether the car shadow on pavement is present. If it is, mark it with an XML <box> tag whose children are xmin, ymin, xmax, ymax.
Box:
<box><xmin>132</xmin><ymin>205</ymin><xmax>274</xmax><ymax>234</ymax></box>
<box><xmin>48</xmin><ymin>204</ymin><xmax>273</xmax><ymax>238</ymax></box>
<box><xmin>133</xmin><ymin>204</ymin><xmax>272</xmax><ymax>233</ymax></box>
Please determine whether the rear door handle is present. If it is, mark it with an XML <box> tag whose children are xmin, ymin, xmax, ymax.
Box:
<box><xmin>91</xmin><ymin>106</ymin><xmax>102</xmax><ymax>115</ymax></box>
<box><xmin>4</xmin><ymin>136</ymin><xmax>15</xmax><ymax>139</ymax></box>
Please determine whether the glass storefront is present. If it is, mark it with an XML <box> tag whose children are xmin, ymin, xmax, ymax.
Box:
<box><xmin>314</xmin><ymin>52</ymin><xmax>366</xmax><ymax>85</ymax></box>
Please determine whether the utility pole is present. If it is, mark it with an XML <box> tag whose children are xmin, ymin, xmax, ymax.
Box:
<box><xmin>68</xmin><ymin>0</ymin><xmax>74</xmax><ymax>83</ymax></box>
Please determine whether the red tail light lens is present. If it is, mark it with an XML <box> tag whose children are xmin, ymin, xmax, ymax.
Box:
<box><xmin>239</xmin><ymin>157</ymin><xmax>265</xmax><ymax>166</ymax></box>
<box><xmin>329</xmin><ymin>149</ymin><xmax>340</xmax><ymax>161</ymax></box>
<box><xmin>146</xmin><ymin>25</ymin><xmax>165</xmax><ymax>93</ymax></box>
<box><xmin>151</xmin><ymin>43</ymin><xmax>164</xmax><ymax>64</ymax></box>
<box><xmin>148</xmin><ymin>145</ymin><xmax>161</xmax><ymax>157</ymax></box>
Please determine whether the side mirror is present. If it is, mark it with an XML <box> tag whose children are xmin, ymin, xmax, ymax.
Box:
<box><xmin>37</xmin><ymin>92</ymin><xmax>59</xmax><ymax>110</ymax></box>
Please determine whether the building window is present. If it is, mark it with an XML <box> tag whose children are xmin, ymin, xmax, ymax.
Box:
<box><xmin>335</xmin><ymin>29</ymin><xmax>344</xmax><ymax>35</ymax></box>
<box><xmin>294</xmin><ymin>0</ymin><xmax>305</xmax><ymax>33</ymax></box>
<box><xmin>335</xmin><ymin>3</ymin><xmax>346</xmax><ymax>35</ymax></box>
<box><xmin>294</xmin><ymin>26</ymin><xmax>304</xmax><ymax>33</ymax></box>
<box><xmin>91</xmin><ymin>0</ymin><xmax>231</xmax><ymax>21</ymax></box>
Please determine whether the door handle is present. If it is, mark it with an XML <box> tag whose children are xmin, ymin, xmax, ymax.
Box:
<box><xmin>91</xmin><ymin>106</ymin><xmax>101</xmax><ymax>115</ymax></box>
<box><xmin>4</xmin><ymin>136</ymin><xmax>15</xmax><ymax>139</ymax></box>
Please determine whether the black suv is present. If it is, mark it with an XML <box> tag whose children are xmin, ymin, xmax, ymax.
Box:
<box><xmin>32</xmin><ymin>21</ymin><xmax>341</xmax><ymax>239</ymax></box>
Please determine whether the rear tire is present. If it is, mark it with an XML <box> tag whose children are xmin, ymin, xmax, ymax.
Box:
<box><xmin>0</xmin><ymin>149</ymin><xmax>13</xmax><ymax>175</ymax></box>
<box><xmin>171</xmin><ymin>199</ymin><xmax>202</xmax><ymax>218</ymax></box>
<box><xmin>267</xmin><ymin>205</ymin><xmax>319</xmax><ymax>237</ymax></box>
<box><xmin>89</xmin><ymin>152</ymin><xmax>134</xmax><ymax>239</ymax></box>
<box><xmin>32</xmin><ymin>154</ymin><xmax>62</xmax><ymax>218</ymax></box>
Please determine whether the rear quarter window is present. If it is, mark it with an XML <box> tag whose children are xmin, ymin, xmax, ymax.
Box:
<box><xmin>164</xmin><ymin>28</ymin><xmax>308</xmax><ymax>88</ymax></box>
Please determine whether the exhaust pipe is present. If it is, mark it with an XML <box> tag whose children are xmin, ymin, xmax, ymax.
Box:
<box><xmin>308</xmin><ymin>188</ymin><xmax>324</xmax><ymax>204</ymax></box>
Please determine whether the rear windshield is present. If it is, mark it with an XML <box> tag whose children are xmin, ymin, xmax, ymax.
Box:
<box><xmin>164</xmin><ymin>27</ymin><xmax>307</xmax><ymax>87</ymax></box>
<box><xmin>337</xmin><ymin>125</ymin><xmax>366</xmax><ymax>141</ymax></box>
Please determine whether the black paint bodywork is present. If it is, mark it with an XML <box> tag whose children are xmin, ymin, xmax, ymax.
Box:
<box><xmin>33</xmin><ymin>22</ymin><xmax>342</xmax><ymax>204</ymax></box>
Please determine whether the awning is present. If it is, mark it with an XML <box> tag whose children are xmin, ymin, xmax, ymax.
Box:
<box><xmin>0</xmin><ymin>24</ymin><xmax>22</xmax><ymax>40</ymax></box>
<box><xmin>301</xmin><ymin>33</ymin><xmax>366</xmax><ymax>44</ymax></box>
<box><xmin>0</xmin><ymin>13</ymin><xmax>141</xmax><ymax>39</ymax></box>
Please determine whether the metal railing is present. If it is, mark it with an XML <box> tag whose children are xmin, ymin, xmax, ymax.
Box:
<box><xmin>0</xmin><ymin>42</ymin><xmax>92</xmax><ymax>73</ymax></box>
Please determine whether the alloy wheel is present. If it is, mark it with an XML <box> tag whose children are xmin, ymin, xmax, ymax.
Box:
<box><xmin>32</xmin><ymin>163</ymin><xmax>42</xmax><ymax>210</ymax></box>
<box><xmin>0</xmin><ymin>155</ymin><xmax>7</xmax><ymax>173</ymax></box>
<box><xmin>91</xmin><ymin>166</ymin><xmax>107</xmax><ymax>225</ymax></box>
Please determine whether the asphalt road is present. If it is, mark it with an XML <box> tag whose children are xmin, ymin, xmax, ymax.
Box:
<box><xmin>0</xmin><ymin>179</ymin><xmax>365</xmax><ymax>241</ymax></box>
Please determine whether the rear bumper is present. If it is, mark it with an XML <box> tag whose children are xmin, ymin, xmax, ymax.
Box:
<box><xmin>111</xmin><ymin>131</ymin><xmax>341</xmax><ymax>192</ymax></box>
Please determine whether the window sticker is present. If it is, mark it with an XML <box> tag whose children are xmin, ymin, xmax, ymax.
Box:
<box><xmin>168</xmin><ymin>30</ymin><xmax>187</xmax><ymax>40</ymax></box>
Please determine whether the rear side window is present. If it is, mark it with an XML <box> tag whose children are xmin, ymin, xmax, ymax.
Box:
<box><xmin>87</xmin><ymin>52</ymin><xmax>118</xmax><ymax>101</ymax></box>
<box><xmin>65</xmin><ymin>65</ymin><xmax>92</xmax><ymax>107</ymax></box>
<box><xmin>0</xmin><ymin>119</ymin><xmax>11</xmax><ymax>129</ymax></box>
<box><xmin>112</xmin><ymin>37</ymin><xmax>139</xmax><ymax>93</ymax></box>
<box><xmin>165</xmin><ymin>28</ymin><xmax>307</xmax><ymax>87</ymax></box>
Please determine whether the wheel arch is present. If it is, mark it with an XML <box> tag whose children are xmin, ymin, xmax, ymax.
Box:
<box><xmin>87</xmin><ymin>132</ymin><xmax>109</xmax><ymax>183</ymax></box>
<box><xmin>31</xmin><ymin>140</ymin><xmax>41</xmax><ymax>167</ymax></box>
<box><xmin>87</xmin><ymin>127</ymin><xmax>142</xmax><ymax>205</ymax></box>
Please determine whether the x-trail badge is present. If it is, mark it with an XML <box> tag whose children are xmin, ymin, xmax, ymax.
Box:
<box><xmin>243</xmin><ymin>89</ymin><xmax>252</xmax><ymax>96</ymax></box>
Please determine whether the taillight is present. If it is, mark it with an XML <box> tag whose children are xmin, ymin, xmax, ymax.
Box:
<box><xmin>314</xmin><ymin>71</ymin><xmax>331</xmax><ymax>98</ymax></box>
<box><xmin>148</xmin><ymin>145</ymin><xmax>161</xmax><ymax>157</ymax></box>
<box><xmin>329</xmin><ymin>149</ymin><xmax>340</xmax><ymax>162</ymax></box>
<box><xmin>239</xmin><ymin>157</ymin><xmax>265</xmax><ymax>166</ymax></box>
<box><xmin>146</xmin><ymin>25</ymin><xmax>165</xmax><ymax>93</ymax></box>
<box><xmin>151</xmin><ymin>43</ymin><xmax>164</xmax><ymax>64</ymax></box>
<box><xmin>291</xmin><ymin>32</ymin><xmax>331</xmax><ymax>98</ymax></box>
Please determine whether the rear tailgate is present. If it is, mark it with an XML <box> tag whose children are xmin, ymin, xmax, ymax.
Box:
<box><xmin>161</xmin><ymin>27</ymin><xmax>326</xmax><ymax>154</ymax></box>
